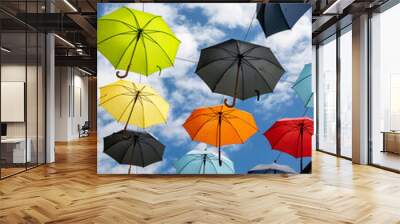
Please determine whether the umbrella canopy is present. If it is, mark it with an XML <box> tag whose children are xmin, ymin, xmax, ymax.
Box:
<box><xmin>100</xmin><ymin>80</ymin><xmax>169</xmax><ymax>129</ymax></box>
<box><xmin>98</xmin><ymin>7</ymin><xmax>180</xmax><ymax>78</ymax></box>
<box><xmin>174</xmin><ymin>149</ymin><xmax>235</xmax><ymax>174</ymax></box>
<box><xmin>256</xmin><ymin>3</ymin><xmax>310</xmax><ymax>38</ymax></box>
<box><xmin>292</xmin><ymin>63</ymin><xmax>313</xmax><ymax>108</ymax></box>
<box><xmin>264</xmin><ymin>117</ymin><xmax>313</xmax><ymax>171</ymax></box>
<box><xmin>183</xmin><ymin>104</ymin><xmax>258</xmax><ymax>165</ymax></box>
<box><xmin>104</xmin><ymin>130</ymin><xmax>165</xmax><ymax>174</ymax></box>
<box><xmin>248</xmin><ymin>163</ymin><xmax>296</xmax><ymax>174</ymax></box>
<box><xmin>195</xmin><ymin>39</ymin><xmax>285</xmax><ymax>107</ymax></box>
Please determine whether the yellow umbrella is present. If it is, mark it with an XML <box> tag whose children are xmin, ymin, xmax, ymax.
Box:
<box><xmin>100</xmin><ymin>80</ymin><xmax>169</xmax><ymax>129</ymax></box>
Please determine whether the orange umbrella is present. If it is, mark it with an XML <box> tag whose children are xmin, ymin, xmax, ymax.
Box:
<box><xmin>183</xmin><ymin>104</ymin><xmax>258</xmax><ymax>165</ymax></box>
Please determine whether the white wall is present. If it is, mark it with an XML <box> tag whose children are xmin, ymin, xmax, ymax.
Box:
<box><xmin>54</xmin><ymin>66</ymin><xmax>89</xmax><ymax>141</ymax></box>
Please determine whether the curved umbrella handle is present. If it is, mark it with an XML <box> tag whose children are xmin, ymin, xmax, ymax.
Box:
<box><xmin>116</xmin><ymin>70</ymin><xmax>128</xmax><ymax>79</ymax></box>
<box><xmin>224</xmin><ymin>97</ymin><xmax>236</xmax><ymax>108</ymax></box>
<box><xmin>157</xmin><ymin>66</ymin><xmax>162</xmax><ymax>76</ymax></box>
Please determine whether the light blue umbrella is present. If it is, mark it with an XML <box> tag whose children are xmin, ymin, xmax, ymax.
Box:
<box><xmin>248</xmin><ymin>163</ymin><xmax>297</xmax><ymax>174</ymax></box>
<box><xmin>292</xmin><ymin>63</ymin><xmax>313</xmax><ymax>108</ymax></box>
<box><xmin>174</xmin><ymin>150</ymin><xmax>234</xmax><ymax>174</ymax></box>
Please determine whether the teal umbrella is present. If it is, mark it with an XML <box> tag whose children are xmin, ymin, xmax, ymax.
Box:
<box><xmin>292</xmin><ymin>63</ymin><xmax>313</xmax><ymax>108</ymax></box>
<box><xmin>174</xmin><ymin>149</ymin><xmax>234</xmax><ymax>174</ymax></box>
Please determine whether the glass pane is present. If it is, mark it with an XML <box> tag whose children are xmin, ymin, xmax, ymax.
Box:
<box><xmin>38</xmin><ymin>32</ymin><xmax>45</xmax><ymax>165</ymax></box>
<box><xmin>318</xmin><ymin>37</ymin><xmax>337</xmax><ymax>154</ymax></box>
<box><xmin>1</xmin><ymin>30</ymin><xmax>27</xmax><ymax>177</ymax></box>
<box><xmin>371</xmin><ymin>4</ymin><xmax>400</xmax><ymax>171</ymax></box>
<box><xmin>340</xmin><ymin>29</ymin><xmax>352</xmax><ymax>158</ymax></box>
<box><xmin>27</xmin><ymin>31</ymin><xmax>38</xmax><ymax>169</ymax></box>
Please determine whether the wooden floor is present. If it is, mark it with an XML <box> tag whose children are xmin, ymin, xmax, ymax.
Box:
<box><xmin>1</xmin><ymin>135</ymin><xmax>400</xmax><ymax>224</ymax></box>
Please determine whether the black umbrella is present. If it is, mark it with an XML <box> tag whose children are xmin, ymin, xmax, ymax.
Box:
<box><xmin>257</xmin><ymin>3</ymin><xmax>310</xmax><ymax>39</ymax></box>
<box><xmin>195</xmin><ymin>39</ymin><xmax>285</xmax><ymax>107</ymax></box>
<box><xmin>104</xmin><ymin>130</ymin><xmax>165</xmax><ymax>174</ymax></box>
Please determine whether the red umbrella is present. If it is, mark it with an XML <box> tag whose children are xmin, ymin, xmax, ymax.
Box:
<box><xmin>264</xmin><ymin>117</ymin><xmax>314</xmax><ymax>172</ymax></box>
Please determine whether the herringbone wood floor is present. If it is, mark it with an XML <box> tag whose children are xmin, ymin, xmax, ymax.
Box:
<box><xmin>1</xmin><ymin>135</ymin><xmax>400</xmax><ymax>224</ymax></box>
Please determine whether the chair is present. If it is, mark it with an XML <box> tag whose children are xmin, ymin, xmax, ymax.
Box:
<box><xmin>78</xmin><ymin>121</ymin><xmax>90</xmax><ymax>138</ymax></box>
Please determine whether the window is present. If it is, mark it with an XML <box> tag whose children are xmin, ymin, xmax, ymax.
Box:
<box><xmin>370</xmin><ymin>3</ymin><xmax>400</xmax><ymax>171</ymax></box>
<box><xmin>0</xmin><ymin>0</ymin><xmax>47</xmax><ymax>179</ymax></box>
<box><xmin>317</xmin><ymin>36</ymin><xmax>337</xmax><ymax>154</ymax></box>
<box><xmin>339</xmin><ymin>27</ymin><xmax>352</xmax><ymax>158</ymax></box>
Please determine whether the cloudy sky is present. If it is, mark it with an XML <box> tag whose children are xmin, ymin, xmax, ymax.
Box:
<box><xmin>97</xmin><ymin>3</ymin><xmax>312</xmax><ymax>174</ymax></box>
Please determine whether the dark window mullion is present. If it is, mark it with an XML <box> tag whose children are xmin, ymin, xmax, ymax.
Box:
<box><xmin>336</xmin><ymin>29</ymin><xmax>341</xmax><ymax>157</ymax></box>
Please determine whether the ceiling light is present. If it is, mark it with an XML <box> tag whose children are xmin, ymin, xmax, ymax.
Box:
<box><xmin>322</xmin><ymin>0</ymin><xmax>355</xmax><ymax>15</ymax></box>
<box><xmin>1</xmin><ymin>47</ymin><xmax>11</xmax><ymax>53</ymax></box>
<box><xmin>63</xmin><ymin>0</ymin><xmax>78</xmax><ymax>12</ymax></box>
<box><xmin>54</xmin><ymin>34</ymin><xmax>75</xmax><ymax>48</ymax></box>
<box><xmin>78</xmin><ymin>67</ymin><xmax>93</xmax><ymax>76</ymax></box>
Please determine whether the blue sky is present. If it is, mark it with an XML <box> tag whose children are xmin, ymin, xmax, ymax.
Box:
<box><xmin>97</xmin><ymin>3</ymin><xmax>313</xmax><ymax>174</ymax></box>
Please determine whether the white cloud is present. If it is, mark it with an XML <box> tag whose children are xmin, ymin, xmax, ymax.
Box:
<box><xmin>183</xmin><ymin>3</ymin><xmax>257</xmax><ymax>29</ymax></box>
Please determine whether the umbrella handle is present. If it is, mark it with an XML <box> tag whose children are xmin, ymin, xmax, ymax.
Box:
<box><xmin>224</xmin><ymin>97</ymin><xmax>236</xmax><ymax>108</ymax></box>
<box><xmin>116</xmin><ymin>70</ymin><xmax>128</xmax><ymax>79</ymax></box>
<box><xmin>157</xmin><ymin>66</ymin><xmax>162</xmax><ymax>76</ymax></box>
<box><xmin>255</xmin><ymin>90</ymin><xmax>260</xmax><ymax>101</ymax></box>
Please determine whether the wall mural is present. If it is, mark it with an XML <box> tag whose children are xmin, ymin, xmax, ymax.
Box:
<box><xmin>97</xmin><ymin>3</ymin><xmax>313</xmax><ymax>175</ymax></box>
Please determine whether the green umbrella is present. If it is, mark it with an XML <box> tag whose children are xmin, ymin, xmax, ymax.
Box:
<box><xmin>98</xmin><ymin>7</ymin><xmax>181</xmax><ymax>78</ymax></box>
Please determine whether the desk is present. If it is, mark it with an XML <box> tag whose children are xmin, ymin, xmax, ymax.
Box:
<box><xmin>1</xmin><ymin>138</ymin><xmax>31</xmax><ymax>163</ymax></box>
<box><xmin>382</xmin><ymin>131</ymin><xmax>400</xmax><ymax>154</ymax></box>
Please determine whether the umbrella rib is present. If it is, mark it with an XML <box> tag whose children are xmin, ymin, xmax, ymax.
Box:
<box><xmin>140</xmin><ymin>96</ymin><xmax>168</xmax><ymax>124</ymax></box>
<box><xmin>221</xmin><ymin>117</ymin><xmax>245</xmax><ymax>144</ymax></box>
<box><xmin>137</xmin><ymin>96</ymin><xmax>146</xmax><ymax>127</ymax></box>
<box><xmin>211</xmin><ymin>59</ymin><xmax>238</xmax><ymax>91</ymax></box>
<box><xmin>303</xmin><ymin>93</ymin><xmax>314</xmax><ymax>108</ymax></box>
<box><xmin>242</xmin><ymin>46</ymin><xmax>261</xmax><ymax>56</ymax></box>
<box><xmin>143</xmin><ymin>29</ymin><xmax>181</xmax><ymax>42</ymax></box>
<box><xmin>98</xmin><ymin>31</ymin><xmax>135</xmax><ymax>45</ymax></box>
<box><xmin>114</xmin><ymin>34</ymin><xmax>138</xmax><ymax>70</ymax></box>
<box><xmin>184</xmin><ymin>113</ymin><xmax>215</xmax><ymax>125</ymax></box>
<box><xmin>209</xmin><ymin>158</ymin><xmax>219</xmax><ymax>174</ymax></box>
<box><xmin>234</xmin><ymin>40</ymin><xmax>241</xmax><ymax>54</ymax></box>
<box><xmin>244</xmin><ymin>55</ymin><xmax>285</xmax><ymax>71</ymax></box>
<box><xmin>225</xmin><ymin>114</ymin><xmax>258</xmax><ymax>131</ymax></box>
<box><xmin>98</xmin><ymin>18</ymin><xmax>137</xmax><ymax>31</ymax></box>
<box><xmin>141</xmin><ymin>140</ymin><xmax>163</xmax><ymax>160</ymax></box>
<box><xmin>195</xmin><ymin>56</ymin><xmax>235</xmax><ymax>73</ymax></box>
<box><xmin>292</xmin><ymin>74</ymin><xmax>312</xmax><ymax>88</ymax></box>
<box><xmin>117</xmin><ymin>97</ymin><xmax>135</xmax><ymax>123</ymax></box>
<box><xmin>141</xmin><ymin>16</ymin><xmax>161</xmax><ymax>30</ymax></box>
<box><xmin>190</xmin><ymin>117</ymin><xmax>218</xmax><ymax>142</ymax></box>
<box><xmin>295</xmin><ymin>128</ymin><xmax>302</xmax><ymax>157</ymax></box>
<box><xmin>214</xmin><ymin>46</ymin><xmax>237</xmax><ymax>57</ymax></box>
<box><xmin>304</xmin><ymin>126</ymin><xmax>314</xmax><ymax>136</ymax></box>
<box><xmin>99</xmin><ymin>93</ymin><xmax>132</xmax><ymax>106</ymax></box>
<box><xmin>241</xmin><ymin>59</ymin><xmax>274</xmax><ymax>92</ymax></box>
<box><xmin>124</xmin><ymin>7</ymin><xmax>140</xmax><ymax>28</ymax></box>
<box><xmin>241</xmin><ymin>63</ymin><xmax>245</xmax><ymax>99</ymax></box>
<box><xmin>210</xmin><ymin>156</ymin><xmax>233</xmax><ymax>173</ymax></box>
<box><xmin>138</xmin><ymin>142</ymin><xmax>145</xmax><ymax>167</ymax></box>
<box><xmin>270</xmin><ymin>129</ymin><xmax>297</xmax><ymax>147</ymax></box>
<box><xmin>143</xmin><ymin>34</ymin><xmax>174</xmax><ymax>66</ymax></box>
<box><xmin>279</xmin><ymin>6</ymin><xmax>292</xmax><ymax>29</ymax></box>
<box><xmin>198</xmin><ymin>156</ymin><xmax>205</xmax><ymax>174</ymax></box>
<box><xmin>177</xmin><ymin>157</ymin><xmax>201</xmax><ymax>174</ymax></box>
<box><xmin>140</xmin><ymin>33</ymin><xmax>149</xmax><ymax>76</ymax></box>
<box><xmin>101</xmin><ymin>83</ymin><xmax>136</xmax><ymax>93</ymax></box>
<box><xmin>100</xmin><ymin>93</ymin><xmax>135</xmax><ymax>105</ymax></box>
